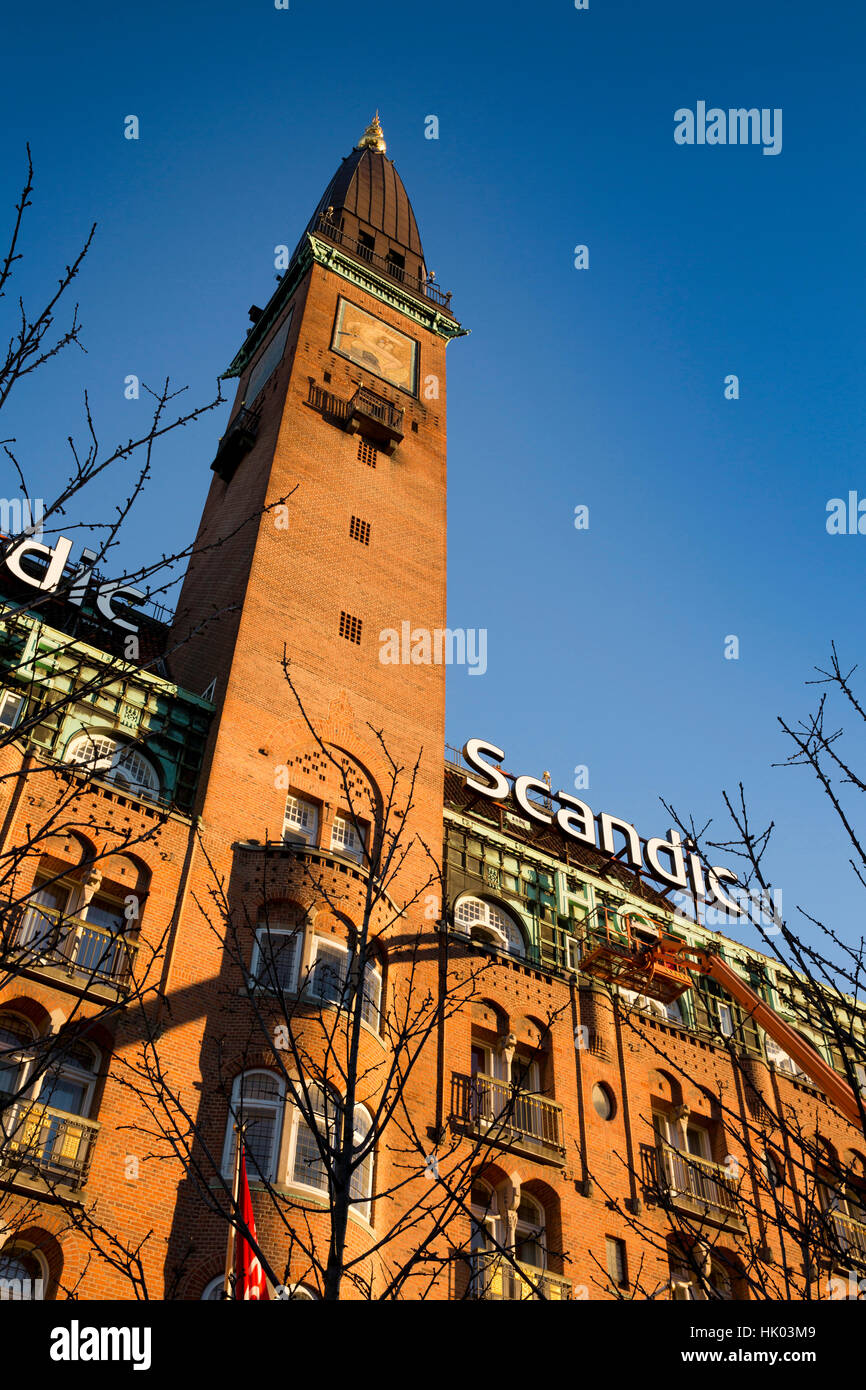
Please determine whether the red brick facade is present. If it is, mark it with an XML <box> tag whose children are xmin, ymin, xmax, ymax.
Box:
<box><xmin>0</xmin><ymin>129</ymin><xmax>862</xmax><ymax>1304</ymax></box>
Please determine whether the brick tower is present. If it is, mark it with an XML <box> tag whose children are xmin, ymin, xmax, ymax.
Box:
<box><xmin>157</xmin><ymin>115</ymin><xmax>466</xmax><ymax>1297</ymax></box>
<box><xmin>171</xmin><ymin>111</ymin><xmax>462</xmax><ymax>866</ymax></box>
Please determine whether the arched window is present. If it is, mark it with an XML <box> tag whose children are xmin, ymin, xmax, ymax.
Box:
<box><xmin>349</xmin><ymin>1105</ymin><xmax>374</xmax><ymax>1223</ymax></box>
<box><xmin>38</xmin><ymin>1040</ymin><xmax>99</xmax><ymax>1118</ymax></box>
<box><xmin>620</xmin><ymin>986</ymin><xmax>682</xmax><ymax>1025</ymax></box>
<box><xmin>289</xmin><ymin>1081</ymin><xmax>333</xmax><ymax>1196</ymax></box>
<box><xmin>2</xmin><ymin>1032</ymin><xmax>100</xmax><ymax>1183</ymax></box>
<box><xmin>765</xmin><ymin>1036</ymin><xmax>810</xmax><ymax>1081</ymax></box>
<box><xmin>201</xmin><ymin>1276</ymin><xmax>228</xmax><ymax>1301</ymax></box>
<box><xmin>0</xmin><ymin>1013</ymin><xmax>35</xmax><ymax>1099</ymax></box>
<box><xmin>455</xmin><ymin>897</ymin><xmax>526</xmax><ymax>958</ymax></box>
<box><xmin>671</xmin><ymin>1254</ymin><xmax>733</xmax><ymax>1301</ymax></box>
<box><xmin>223</xmin><ymin>1071</ymin><xmax>284</xmax><ymax>1183</ymax></box>
<box><xmin>289</xmin><ymin>1086</ymin><xmax>375</xmax><ymax>1222</ymax></box>
<box><xmin>65</xmin><ymin>732</ymin><xmax>160</xmax><ymax>799</ymax></box>
<box><xmin>515</xmin><ymin>1194</ymin><xmax>546</xmax><ymax>1271</ymax></box>
<box><xmin>0</xmin><ymin>1245</ymin><xmax>47</xmax><ymax>1300</ymax></box>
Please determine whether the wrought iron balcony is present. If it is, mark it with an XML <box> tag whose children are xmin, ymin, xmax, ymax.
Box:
<box><xmin>313</xmin><ymin>215</ymin><xmax>453</xmax><ymax>311</ymax></box>
<box><xmin>1</xmin><ymin>1097</ymin><xmax>98</xmax><ymax>1186</ymax></box>
<box><xmin>347</xmin><ymin>386</ymin><xmax>404</xmax><ymax>452</ymax></box>
<box><xmin>452</xmin><ymin>1073</ymin><xmax>565</xmax><ymax>1157</ymax></box>
<box><xmin>210</xmin><ymin>405</ymin><xmax>261</xmax><ymax>482</ymax></box>
<box><xmin>642</xmin><ymin>1141</ymin><xmax>741</xmax><ymax>1224</ymax></box>
<box><xmin>3</xmin><ymin>902</ymin><xmax>138</xmax><ymax>992</ymax></box>
<box><xmin>469</xmin><ymin>1253</ymin><xmax>571</xmax><ymax>1301</ymax></box>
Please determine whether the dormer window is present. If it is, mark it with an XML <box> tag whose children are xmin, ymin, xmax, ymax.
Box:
<box><xmin>283</xmin><ymin>794</ymin><xmax>318</xmax><ymax>847</ymax></box>
<box><xmin>65</xmin><ymin>732</ymin><xmax>160</xmax><ymax>799</ymax></box>
<box><xmin>454</xmin><ymin>896</ymin><xmax>526</xmax><ymax>958</ymax></box>
<box><xmin>330</xmin><ymin>814</ymin><xmax>365</xmax><ymax>864</ymax></box>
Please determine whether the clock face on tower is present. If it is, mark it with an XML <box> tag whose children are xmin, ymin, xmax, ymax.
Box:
<box><xmin>331</xmin><ymin>297</ymin><xmax>418</xmax><ymax>394</ymax></box>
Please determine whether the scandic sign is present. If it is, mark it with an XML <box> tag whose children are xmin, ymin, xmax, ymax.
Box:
<box><xmin>462</xmin><ymin>739</ymin><xmax>745</xmax><ymax>916</ymax></box>
<box><xmin>1</xmin><ymin>534</ymin><xmax>144</xmax><ymax>633</ymax></box>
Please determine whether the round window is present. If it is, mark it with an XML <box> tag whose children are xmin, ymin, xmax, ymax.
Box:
<box><xmin>592</xmin><ymin>1083</ymin><xmax>615</xmax><ymax>1120</ymax></box>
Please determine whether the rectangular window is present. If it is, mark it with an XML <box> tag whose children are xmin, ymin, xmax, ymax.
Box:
<box><xmin>252</xmin><ymin>928</ymin><xmax>300</xmax><ymax>993</ymax></box>
<box><xmin>349</xmin><ymin>515</ymin><xmax>371</xmax><ymax>546</ymax></box>
<box><xmin>310</xmin><ymin>940</ymin><xmax>349</xmax><ymax>1006</ymax></box>
<box><xmin>606</xmin><ymin>1237</ymin><xmax>627</xmax><ymax>1287</ymax></box>
<box><xmin>330</xmin><ymin>814</ymin><xmax>364</xmax><ymax>861</ymax></box>
<box><xmin>717</xmin><ymin>1002</ymin><xmax>735</xmax><ymax>1037</ymax></box>
<box><xmin>308</xmin><ymin>937</ymin><xmax>380</xmax><ymax>1031</ymax></box>
<box><xmin>339</xmin><ymin>611</ymin><xmax>363</xmax><ymax>645</ymax></box>
<box><xmin>244</xmin><ymin>308</ymin><xmax>294</xmax><ymax>406</ymax></box>
<box><xmin>361</xmin><ymin>966</ymin><xmax>382</xmax><ymax>1030</ymax></box>
<box><xmin>283</xmin><ymin>794</ymin><xmax>318</xmax><ymax>846</ymax></box>
<box><xmin>0</xmin><ymin>690</ymin><xmax>24</xmax><ymax>731</ymax></box>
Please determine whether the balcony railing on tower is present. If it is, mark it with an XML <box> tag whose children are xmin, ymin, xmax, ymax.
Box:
<box><xmin>312</xmin><ymin>215</ymin><xmax>453</xmax><ymax>311</ymax></box>
<box><xmin>0</xmin><ymin>1096</ymin><xmax>98</xmax><ymax>1186</ymax></box>
<box><xmin>451</xmin><ymin>1072</ymin><xmax>565</xmax><ymax>1158</ymax></box>
<box><xmin>210</xmin><ymin>405</ymin><xmax>261</xmax><ymax>482</ymax></box>
<box><xmin>346</xmin><ymin>386</ymin><xmax>405</xmax><ymax>452</ymax></box>
<box><xmin>2</xmin><ymin>901</ymin><xmax>138</xmax><ymax>992</ymax></box>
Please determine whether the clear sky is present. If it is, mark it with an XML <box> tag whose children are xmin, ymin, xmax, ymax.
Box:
<box><xmin>1</xmin><ymin>0</ymin><xmax>864</xmax><ymax>956</ymax></box>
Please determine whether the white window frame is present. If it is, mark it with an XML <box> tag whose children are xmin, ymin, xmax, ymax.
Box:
<box><xmin>454</xmin><ymin>896</ymin><xmax>526</xmax><ymax>958</ymax></box>
<box><xmin>0</xmin><ymin>1013</ymin><xmax>36</xmax><ymax>1102</ymax></box>
<box><xmin>287</xmin><ymin>1082</ymin><xmax>334</xmax><ymax>1200</ymax></box>
<box><xmin>283</xmin><ymin>794</ymin><xmax>319</xmax><ymax>848</ymax></box>
<box><xmin>765</xmin><ymin>1036</ymin><xmax>810</xmax><ymax>1081</ymax></box>
<box><xmin>305</xmin><ymin>936</ymin><xmax>382</xmax><ymax>1032</ymax></box>
<box><xmin>286</xmin><ymin>1087</ymin><xmax>375</xmax><ymax>1225</ymax></box>
<box><xmin>0</xmin><ymin>690</ymin><xmax>24</xmax><ymax>732</ymax></box>
<box><xmin>64</xmin><ymin>732</ymin><xmax>160</xmax><ymax>799</ymax></box>
<box><xmin>514</xmin><ymin>1193</ymin><xmax>546</xmax><ymax>1272</ymax></box>
<box><xmin>329</xmin><ymin>814</ymin><xmax>365</xmax><ymax>864</ymax></box>
<box><xmin>222</xmin><ymin>1070</ymin><xmax>285</xmax><ymax>1184</ymax></box>
<box><xmin>37</xmin><ymin>1041</ymin><xmax>99</xmax><ymax>1119</ymax></box>
<box><xmin>620</xmin><ymin>986</ymin><xmax>682</xmax><ymax>1025</ymax></box>
<box><xmin>250</xmin><ymin>921</ymin><xmax>302</xmax><ymax>994</ymax></box>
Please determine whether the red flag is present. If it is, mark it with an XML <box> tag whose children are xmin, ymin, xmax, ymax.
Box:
<box><xmin>233</xmin><ymin>1147</ymin><xmax>270</xmax><ymax>1300</ymax></box>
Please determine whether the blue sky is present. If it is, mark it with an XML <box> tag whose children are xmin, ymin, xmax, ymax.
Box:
<box><xmin>1</xmin><ymin>0</ymin><xmax>864</xmax><ymax>954</ymax></box>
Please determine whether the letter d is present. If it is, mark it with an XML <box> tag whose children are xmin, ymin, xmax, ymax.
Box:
<box><xmin>4</xmin><ymin>536</ymin><xmax>73</xmax><ymax>592</ymax></box>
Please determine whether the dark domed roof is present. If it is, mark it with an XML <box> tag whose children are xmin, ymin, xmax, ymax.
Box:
<box><xmin>307</xmin><ymin>145</ymin><xmax>424</xmax><ymax>258</ymax></box>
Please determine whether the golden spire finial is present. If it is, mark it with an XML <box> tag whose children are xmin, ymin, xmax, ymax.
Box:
<box><xmin>357</xmin><ymin>111</ymin><xmax>387</xmax><ymax>154</ymax></box>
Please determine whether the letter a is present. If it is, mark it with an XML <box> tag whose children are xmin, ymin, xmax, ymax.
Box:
<box><xmin>674</xmin><ymin>109</ymin><xmax>694</xmax><ymax>145</ymax></box>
